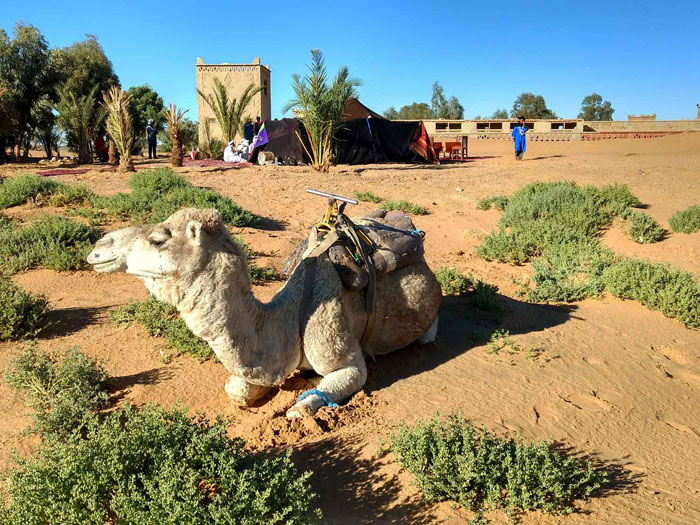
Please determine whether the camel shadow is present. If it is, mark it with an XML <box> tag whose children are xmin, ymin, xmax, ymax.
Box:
<box><xmin>292</xmin><ymin>433</ymin><xmax>438</xmax><ymax>524</ymax></box>
<box><xmin>42</xmin><ymin>306</ymin><xmax>111</xmax><ymax>337</ymax></box>
<box><xmin>366</xmin><ymin>294</ymin><xmax>576</xmax><ymax>392</ymax></box>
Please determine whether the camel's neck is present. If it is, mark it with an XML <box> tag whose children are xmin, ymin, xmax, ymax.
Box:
<box><xmin>167</xmin><ymin>252</ymin><xmax>302</xmax><ymax>386</ymax></box>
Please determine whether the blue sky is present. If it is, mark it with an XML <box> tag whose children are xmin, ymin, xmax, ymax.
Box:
<box><xmin>3</xmin><ymin>0</ymin><xmax>700</xmax><ymax>120</ymax></box>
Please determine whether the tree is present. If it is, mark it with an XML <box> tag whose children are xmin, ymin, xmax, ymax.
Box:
<box><xmin>197</xmin><ymin>78</ymin><xmax>262</xmax><ymax>143</ymax></box>
<box><xmin>126</xmin><ymin>84</ymin><xmax>165</xmax><ymax>151</ymax></box>
<box><xmin>432</xmin><ymin>82</ymin><xmax>464</xmax><ymax>119</ymax></box>
<box><xmin>490</xmin><ymin>109</ymin><xmax>509</xmax><ymax>119</ymax></box>
<box><xmin>511</xmin><ymin>93</ymin><xmax>557</xmax><ymax>119</ymax></box>
<box><xmin>51</xmin><ymin>35</ymin><xmax>118</xmax><ymax>102</ymax></box>
<box><xmin>0</xmin><ymin>23</ymin><xmax>58</xmax><ymax>160</ymax></box>
<box><xmin>284</xmin><ymin>49</ymin><xmax>360</xmax><ymax>171</ymax></box>
<box><xmin>384</xmin><ymin>103</ymin><xmax>435</xmax><ymax>120</ymax></box>
<box><xmin>102</xmin><ymin>86</ymin><xmax>135</xmax><ymax>172</ymax></box>
<box><xmin>165</xmin><ymin>104</ymin><xmax>188</xmax><ymax>167</ymax></box>
<box><xmin>55</xmin><ymin>85</ymin><xmax>106</xmax><ymax>164</ymax></box>
<box><xmin>31</xmin><ymin>96</ymin><xmax>60</xmax><ymax>158</ymax></box>
<box><xmin>578</xmin><ymin>93</ymin><xmax>614</xmax><ymax>121</ymax></box>
<box><xmin>383</xmin><ymin>107</ymin><xmax>399</xmax><ymax>119</ymax></box>
<box><xmin>161</xmin><ymin>117</ymin><xmax>198</xmax><ymax>152</ymax></box>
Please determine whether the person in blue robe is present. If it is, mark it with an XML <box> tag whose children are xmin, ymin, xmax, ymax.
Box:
<box><xmin>512</xmin><ymin>116</ymin><xmax>528</xmax><ymax>160</ymax></box>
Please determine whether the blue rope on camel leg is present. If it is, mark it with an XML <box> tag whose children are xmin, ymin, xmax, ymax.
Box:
<box><xmin>297</xmin><ymin>389</ymin><xmax>338</xmax><ymax>408</ymax></box>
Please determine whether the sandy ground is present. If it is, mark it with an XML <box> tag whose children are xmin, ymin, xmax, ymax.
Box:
<box><xmin>1</xmin><ymin>133</ymin><xmax>699</xmax><ymax>524</ymax></box>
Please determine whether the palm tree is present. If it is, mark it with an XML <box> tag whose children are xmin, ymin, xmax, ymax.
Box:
<box><xmin>197</xmin><ymin>78</ymin><xmax>262</xmax><ymax>143</ymax></box>
<box><xmin>284</xmin><ymin>50</ymin><xmax>361</xmax><ymax>171</ymax></box>
<box><xmin>55</xmin><ymin>85</ymin><xmax>106</xmax><ymax>164</ymax></box>
<box><xmin>102</xmin><ymin>86</ymin><xmax>135</xmax><ymax>172</ymax></box>
<box><xmin>165</xmin><ymin>103</ymin><xmax>188</xmax><ymax>167</ymax></box>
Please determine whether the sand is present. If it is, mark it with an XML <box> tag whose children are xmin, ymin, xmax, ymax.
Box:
<box><xmin>1</xmin><ymin>133</ymin><xmax>699</xmax><ymax>524</ymax></box>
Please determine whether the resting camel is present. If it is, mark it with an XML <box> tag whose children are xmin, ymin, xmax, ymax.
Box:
<box><xmin>88</xmin><ymin>208</ymin><xmax>441</xmax><ymax>417</ymax></box>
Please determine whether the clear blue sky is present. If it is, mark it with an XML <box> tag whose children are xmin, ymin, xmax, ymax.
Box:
<box><xmin>4</xmin><ymin>0</ymin><xmax>700</xmax><ymax>120</ymax></box>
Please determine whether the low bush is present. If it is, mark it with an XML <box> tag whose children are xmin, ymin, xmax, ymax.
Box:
<box><xmin>380</xmin><ymin>199</ymin><xmax>429</xmax><ymax>215</ymax></box>
<box><xmin>0</xmin><ymin>215</ymin><xmax>103</xmax><ymax>274</ymax></box>
<box><xmin>0</xmin><ymin>174</ymin><xmax>96</xmax><ymax>209</ymax></box>
<box><xmin>100</xmin><ymin>168</ymin><xmax>256</xmax><ymax>226</ymax></box>
<box><xmin>668</xmin><ymin>205</ymin><xmax>700</xmax><ymax>234</ymax></box>
<box><xmin>4</xmin><ymin>345</ymin><xmax>108</xmax><ymax>438</ymax></box>
<box><xmin>110</xmin><ymin>297</ymin><xmax>212</xmax><ymax>361</ymax></box>
<box><xmin>435</xmin><ymin>266</ymin><xmax>471</xmax><ymax>296</ymax></box>
<box><xmin>248</xmin><ymin>261</ymin><xmax>279</xmax><ymax>283</ymax></box>
<box><xmin>0</xmin><ymin>403</ymin><xmax>322</xmax><ymax>525</ymax></box>
<box><xmin>626</xmin><ymin>210</ymin><xmax>664</xmax><ymax>244</ymax></box>
<box><xmin>0</xmin><ymin>278</ymin><xmax>50</xmax><ymax>340</ymax></box>
<box><xmin>485</xmin><ymin>329</ymin><xmax>520</xmax><ymax>355</ymax></box>
<box><xmin>353</xmin><ymin>190</ymin><xmax>382</xmax><ymax>203</ymax></box>
<box><xmin>603</xmin><ymin>258</ymin><xmax>700</xmax><ymax>328</ymax></box>
<box><xmin>473</xmin><ymin>279</ymin><xmax>499</xmax><ymax>311</ymax></box>
<box><xmin>389</xmin><ymin>414</ymin><xmax>607</xmax><ymax>522</ymax></box>
<box><xmin>477</xmin><ymin>195</ymin><xmax>508</xmax><ymax>211</ymax></box>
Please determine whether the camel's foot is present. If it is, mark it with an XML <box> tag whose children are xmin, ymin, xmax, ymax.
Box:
<box><xmin>225</xmin><ymin>376</ymin><xmax>271</xmax><ymax>406</ymax></box>
<box><xmin>419</xmin><ymin>316</ymin><xmax>438</xmax><ymax>344</ymax></box>
<box><xmin>286</xmin><ymin>395</ymin><xmax>325</xmax><ymax>418</ymax></box>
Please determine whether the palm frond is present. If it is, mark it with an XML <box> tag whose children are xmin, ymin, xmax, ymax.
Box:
<box><xmin>197</xmin><ymin>78</ymin><xmax>261</xmax><ymax>143</ymax></box>
<box><xmin>166</xmin><ymin>103</ymin><xmax>188</xmax><ymax>167</ymax></box>
<box><xmin>102</xmin><ymin>86</ymin><xmax>135</xmax><ymax>172</ymax></box>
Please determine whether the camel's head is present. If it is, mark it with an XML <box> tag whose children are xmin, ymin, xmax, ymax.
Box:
<box><xmin>87</xmin><ymin>225</ymin><xmax>148</xmax><ymax>273</ymax></box>
<box><xmin>123</xmin><ymin>208</ymin><xmax>237</xmax><ymax>283</ymax></box>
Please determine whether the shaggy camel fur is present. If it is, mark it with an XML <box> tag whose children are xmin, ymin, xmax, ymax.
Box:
<box><xmin>88</xmin><ymin>208</ymin><xmax>441</xmax><ymax>417</ymax></box>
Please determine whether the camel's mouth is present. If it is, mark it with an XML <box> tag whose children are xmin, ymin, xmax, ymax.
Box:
<box><xmin>125</xmin><ymin>268</ymin><xmax>167</xmax><ymax>279</ymax></box>
<box><xmin>88</xmin><ymin>252</ymin><xmax>123</xmax><ymax>273</ymax></box>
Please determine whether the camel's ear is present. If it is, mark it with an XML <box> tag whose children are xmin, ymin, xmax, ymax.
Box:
<box><xmin>186</xmin><ymin>220</ymin><xmax>203</xmax><ymax>244</ymax></box>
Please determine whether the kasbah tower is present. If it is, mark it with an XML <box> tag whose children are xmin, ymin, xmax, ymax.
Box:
<box><xmin>195</xmin><ymin>57</ymin><xmax>271</xmax><ymax>144</ymax></box>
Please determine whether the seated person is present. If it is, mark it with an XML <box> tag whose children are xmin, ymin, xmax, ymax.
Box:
<box><xmin>223</xmin><ymin>140</ymin><xmax>237</xmax><ymax>163</ymax></box>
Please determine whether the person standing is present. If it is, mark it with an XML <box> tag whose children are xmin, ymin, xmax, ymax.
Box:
<box><xmin>243</xmin><ymin>118</ymin><xmax>254</xmax><ymax>142</ymax></box>
<box><xmin>253</xmin><ymin>116</ymin><xmax>262</xmax><ymax>136</ymax></box>
<box><xmin>146</xmin><ymin>119</ymin><xmax>158</xmax><ymax>159</ymax></box>
<box><xmin>511</xmin><ymin>116</ymin><xmax>528</xmax><ymax>160</ymax></box>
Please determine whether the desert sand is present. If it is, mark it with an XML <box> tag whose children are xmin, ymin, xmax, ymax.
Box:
<box><xmin>1</xmin><ymin>132</ymin><xmax>699</xmax><ymax>524</ymax></box>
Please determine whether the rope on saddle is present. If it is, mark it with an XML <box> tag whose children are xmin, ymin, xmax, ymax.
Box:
<box><xmin>297</xmin><ymin>388</ymin><xmax>338</xmax><ymax>408</ymax></box>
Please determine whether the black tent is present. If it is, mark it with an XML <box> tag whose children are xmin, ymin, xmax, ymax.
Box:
<box><xmin>334</xmin><ymin>118</ymin><xmax>429</xmax><ymax>165</ymax></box>
<box><xmin>249</xmin><ymin>118</ymin><xmax>311</xmax><ymax>165</ymax></box>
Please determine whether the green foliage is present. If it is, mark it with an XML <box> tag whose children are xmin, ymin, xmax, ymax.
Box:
<box><xmin>477</xmin><ymin>195</ymin><xmax>508</xmax><ymax>211</ymax></box>
<box><xmin>55</xmin><ymin>83</ymin><xmax>106</xmax><ymax>164</ymax></box>
<box><xmin>578</xmin><ymin>93</ymin><xmax>614</xmax><ymax>121</ymax></box>
<box><xmin>51</xmin><ymin>34</ymin><xmax>118</xmax><ymax>102</ymax></box>
<box><xmin>473</xmin><ymin>279</ymin><xmax>499</xmax><ymax>311</ymax></box>
<box><xmin>160</xmin><ymin>117</ymin><xmax>198</xmax><ymax>152</ymax></box>
<box><xmin>0</xmin><ymin>174</ymin><xmax>97</xmax><ymax>209</ymax></box>
<box><xmin>431</xmin><ymin>81</ymin><xmax>464</xmax><ymax>119</ymax></box>
<box><xmin>510</xmin><ymin>92</ymin><xmax>557</xmax><ymax>119</ymax></box>
<box><xmin>353</xmin><ymin>190</ymin><xmax>382</xmax><ymax>203</ymax></box>
<box><xmin>380</xmin><ymin>199</ymin><xmax>428</xmax><ymax>215</ymax></box>
<box><xmin>198</xmin><ymin>78</ymin><xmax>261</xmax><ymax>143</ymax></box>
<box><xmin>4</xmin><ymin>345</ymin><xmax>108</xmax><ymax>438</ymax></box>
<box><xmin>389</xmin><ymin>414</ymin><xmax>607</xmax><ymax>522</ymax></box>
<box><xmin>67</xmin><ymin>206</ymin><xmax>107</xmax><ymax>225</ymax></box>
<box><xmin>285</xmin><ymin>49</ymin><xmax>361</xmax><ymax>171</ymax></box>
<box><xmin>490</xmin><ymin>109</ymin><xmax>509</xmax><ymax>119</ymax></box>
<box><xmin>486</xmin><ymin>329</ymin><xmax>520</xmax><ymax>355</ymax></box>
<box><xmin>383</xmin><ymin>103</ymin><xmax>434</xmax><ymax>120</ymax></box>
<box><xmin>110</xmin><ymin>297</ymin><xmax>212</xmax><ymax>361</ymax></box>
<box><xmin>626</xmin><ymin>210</ymin><xmax>664</xmax><ymax>244</ymax></box>
<box><xmin>0</xmin><ymin>403</ymin><xmax>322</xmax><ymax>525</ymax></box>
<box><xmin>435</xmin><ymin>266</ymin><xmax>471</xmax><ymax>296</ymax></box>
<box><xmin>248</xmin><ymin>262</ymin><xmax>279</xmax><ymax>283</ymax></box>
<box><xmin>99</xmin><ymin>168</ymin><xmax>255</xmax><ymax>226</ymax></box>
<box><xmin>0</xmin><ymin>215</ymin><xmax>103</xmax><ymax>274</ymax></box>
<box><xmin>603</xmin><ymin>258</ymin><xmax>700</xmax><ymax>328</ymax></box>
<box><xmin>668</xmin><ymin>205</ymin><xmax>700</xmax><ymax>234</ymax></box>
<box><xmin>0</xmin><ymin>278</ymin><xmax>50</xmax><ymax>340</ymax></box>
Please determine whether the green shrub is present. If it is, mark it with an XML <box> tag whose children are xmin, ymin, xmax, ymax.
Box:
<box><xmin>603</xmin><ymin>258</ymin><xmax>700</xmax><ymax>328</ymax></box>
<box><xmin>596</xmin><ymin>183</ymin><xmax>642</xmax><ymax>215</ymax></box>
<box><xmin>477</xmin><ymin>195</ymin><xmax>508</xmax><ymax>211</ymax></box>
<box><xmin>353</xmin><ymin>190</ymin><xmax>382</xmax><ymax>203</ymax></box>
<box><xmin>110</xmin><ymin>297</ymin><xmax>212</xmax><ymax>361</ymax></box>
<box><xmin>473</xmin><ymin>279</ymin><xmax>499</xmax><ymax>311</ymax></box>
<box><xmin>380</xmin><ymin>199</ymin><xmax>429</xmax><ymax>215</ymax></box>
<box><xmin>68</xmin><ymin>206</ymin><xmax>107</xmax><ymax>224</ymax></box>
<box><xmin>389</xmin><ymin>414</ymin><xmax>607</xmax><ymax>522</ymax></box>
<box><xmin>668</xmin><ymin>205</ymin><xmax>700</xmax><ymax>234</ymax></box>
<box><xmin>0</xmin><ymin>174</ymin><xmax>97</xmax><ymax>209</ymax></box>
<box><xmin>0</xmin><ymin>404</ymin><xmax>322</xmax><ymax>525</ymax></box>
<box><xmin>4</xmin><ymin>345</ymin><xmax>108</xmax><ymax>438</ymax></box>
<box><xmin>0</xmin><ymin>215</ymin><xmax>103</xmax><ymax>274</ymax></box>
<box><xmin>248</xmin><ymin>262</ymin><xmax>279</xmax><ymax>283</ymax></box>
<box><xmin>100</xmin><ymin>168</ymin><xmax>255</xmax><ymax>226</ymax></box>
<box><xmin>485</xmin><ymin>329</ymin><xmax>520</xmax><ymax>355</ymax></box>
<box><xmin>435</xmin><ymin>266</ymin><xmax>471</xmax><ymax>296</ymax></box>
<box><xmin>626</xmin><ymin>211</ymin><xmax>664</xmax><ymax>244</ymax></box>
<box><xmin>0</xmin><ymin>278</ymin><xmax>50</xmax><ymax>340</ymax></box>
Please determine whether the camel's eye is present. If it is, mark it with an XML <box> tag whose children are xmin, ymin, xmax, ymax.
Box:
<box><xmin>149</xmin><ymin>229</ymin><xmax>171</xmax><ymax>247</ymax></box>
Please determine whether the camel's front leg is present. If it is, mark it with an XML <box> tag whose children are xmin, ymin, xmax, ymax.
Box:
<box><xmin>286</xmin><ymin>354</ymin><xmax>367</xmax><ymax>418</ymax></box>
<box><xmin>225</xmin><ymin>375</ymin><xmax>271</xmax><ymax>406</ymax></box>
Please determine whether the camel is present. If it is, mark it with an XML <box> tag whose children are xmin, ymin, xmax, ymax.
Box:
<box><xmin>88</xmin><ymin>208</ymin><xmax>441</xmax><ymax>417</ymax></box>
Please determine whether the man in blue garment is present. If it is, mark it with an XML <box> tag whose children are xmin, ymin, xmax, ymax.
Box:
<box><xmin>511</xmin><ymin>116</ymin><xmax>528</xmax><ymax>160</ymax></box>
<box><xmin>146</xmin><ymin>119</ymin><xmax>158</xmax><ymax>160</ymax></box>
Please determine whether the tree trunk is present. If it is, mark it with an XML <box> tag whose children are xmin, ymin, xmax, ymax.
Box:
<box><xmin>108</xmin><ymin>139</ymin><xmax>119</xmax><ymax>165</ymax></box>
<box><xmin>170</xmin><ymin>129</ymin><xmax>183</xmax><ymax>167</ymax></box>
